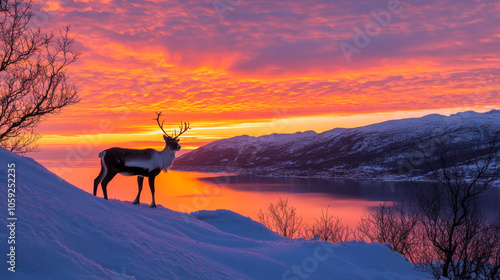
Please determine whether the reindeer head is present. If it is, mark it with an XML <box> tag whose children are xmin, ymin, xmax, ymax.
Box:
<box><xmin>155</xmin><ymin>111</ymin><xmax>190</xmax><ymax>152</ymax></box>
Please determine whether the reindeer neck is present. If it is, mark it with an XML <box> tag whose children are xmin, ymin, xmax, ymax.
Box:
<box><xmin>161</xmin><ymin>145</ymin><xmax>175</xmax><ymax>155</ymax></box>
<box><xmin>157</xmin><ymin>144</ymin><xmax>176</xmax><ymax>172</ymax></box>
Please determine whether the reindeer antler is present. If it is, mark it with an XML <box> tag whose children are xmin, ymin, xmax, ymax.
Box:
<box><xmin>155</xmin><ymin>111</ymin><xmax>190</xmax><ymax>139</ymax></box>
<box><xmin>155</xmin><ymin>111</ymin><xmax>170</xmax><ymax>137</ymax></box>
<box><xmin>172</xmin><ymin>121</ymin><xmax>190</xmax><ymax>140</ymax></box>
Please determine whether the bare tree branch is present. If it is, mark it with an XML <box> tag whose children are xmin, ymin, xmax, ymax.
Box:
<box><xmin>0</xmin><ymin>0</ymin><xmax>80</xmax><ymax>154</ymax></box>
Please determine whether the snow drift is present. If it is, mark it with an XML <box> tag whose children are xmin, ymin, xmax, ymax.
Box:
<box><xmin>0</xmin><ymin>148</ymin><xmax>430</xmax><ymax>279</ymax></box>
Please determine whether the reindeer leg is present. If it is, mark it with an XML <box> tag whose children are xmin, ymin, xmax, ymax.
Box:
<box><xmin>148</xmin><ymin>173</ymin><xmax>157</xmax><ymax>208</ymax></box>
<box><xmin>93</xmin><ymin>168</ymin><xmax>104</xmax><ymax>196</ymax></box>
<box><xmin>94</xmin><ymin>158</ymin><xmax>108</xmax><ymax>196</ymax></box>
<box><xmin>100</xmin><ymin>172</ymin><xmax>117</xmax><ymax>200</ymax></box>
<box><xmin>133</xmin><ymin>176</ymin><xmax>144</xmax><ymax>205</ymax></box>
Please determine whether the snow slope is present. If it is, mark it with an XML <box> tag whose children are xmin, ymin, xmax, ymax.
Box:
<box><xmin>0</xmin><ymin>148</ymin><xmax>430</xmax><ymax>279</ymax></box>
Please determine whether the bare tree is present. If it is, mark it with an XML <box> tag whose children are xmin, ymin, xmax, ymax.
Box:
<box><xmin>258</xmin><ymin>197</ymin><xmax>303</xmax><ymax>238</ymax></box>
<box><xmin>0</xmin><ymin>0</ymin><xmax>80</xmax><ymax>154</ymax></box>
<box><xmin>255</xmin><ymin>129</ymin><xmax>499</xmax><ymax>278</ymax></box>
<box><xmin>359</xmin><ymin>130</ymin><xmax>500</xmax><ymax>279</ymax></box>
<box><xmin>357</xmin><ymin>201</ymin><xmax>419</xmax><ymax>261</ymax></box>
<box><xmin>414</xmin><ymin>130</ymin><xmax>500</xmax><ymax>279</ymax></box>
<box><xmin>303</xmin><ymin>206</ymin><xmax>352</xmax><ymax>243</ymax></box>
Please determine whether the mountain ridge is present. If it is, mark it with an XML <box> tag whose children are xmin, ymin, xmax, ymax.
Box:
<box><xmin>172</xmin><ymin>110</ymin><xmax>500</xmax><ymax>179</ymax></box>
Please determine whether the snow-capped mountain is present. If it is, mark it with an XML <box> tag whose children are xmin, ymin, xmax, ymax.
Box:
<box><xmin>0</xmin><ymin>148</ymin><xmax>430</xmax><ymax>279</ymax></box>
<box><xmin>172</xmin><ymin>110</ymin><xmax>500</xmax><ymax>179</ymax></box>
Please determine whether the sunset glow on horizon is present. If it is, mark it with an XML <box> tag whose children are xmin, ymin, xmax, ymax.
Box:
<box><xmin>28</xmin><ymin>0</ymin><xmax>500</xmax><ymax>166</ymax></box>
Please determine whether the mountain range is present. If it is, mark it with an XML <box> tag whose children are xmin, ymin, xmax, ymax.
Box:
<box><xmin>172</xmin><ymin>110</ymin><xmax>500</xmax><ymax>179</ymax></box>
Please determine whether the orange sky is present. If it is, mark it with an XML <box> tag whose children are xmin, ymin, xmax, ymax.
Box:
<box><xmin>27</xmin><ymin>0</ymin><xmax>500</xmax><ymax>167</ymax></box>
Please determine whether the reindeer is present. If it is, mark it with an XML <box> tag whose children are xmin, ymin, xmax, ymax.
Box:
<box><xmin>93</xmin><ymin>112</ymin><xmax>190</xmax><ymax>208</ymax></box>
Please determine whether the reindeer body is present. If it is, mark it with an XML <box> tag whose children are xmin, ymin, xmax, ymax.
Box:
<box><xmin>93</xmin><ymin>112</ymin><xmax>189</xmax><ymax>208</ymax></box>
<box><xmin>101</xmin><ymin>147</ymin><xmax>175</xmax><ymax>175</ymax></box>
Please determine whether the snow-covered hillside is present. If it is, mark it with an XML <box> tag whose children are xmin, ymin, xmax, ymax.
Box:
<box><xmin>0</xmin><ymin>148</ymin><xmax>430</xmax><ymax>279</ymax></box>
<box><xmin>172</xmin><ymin>110</ymin><xmax>500</xmax><ymax>179</ymax></box>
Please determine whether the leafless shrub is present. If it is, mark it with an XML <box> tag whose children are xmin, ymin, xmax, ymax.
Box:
<box><xmin>258</xmin><ymin>197</ymin><xmax>303</xmax><ymax>238</ymax></box>
<box><xmin>303</xmin><ymin>206</ymin><xmax>353</xmax><ymax>243</ymax></box>
<box><xmin>466</xmin><ymin>217</ymin><xmax>500</xmax><ymax>280</ymax></box>
<box><xmin>357</xmin><ymin>201</ymin><xmax>419</xmax><ymax>261</ymax></box>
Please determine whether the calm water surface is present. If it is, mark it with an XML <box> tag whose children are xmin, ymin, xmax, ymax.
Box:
<box><xmin>47</xmin><ymin>165</ymin><xmax>500</xmax><ymax>228</ymax></box>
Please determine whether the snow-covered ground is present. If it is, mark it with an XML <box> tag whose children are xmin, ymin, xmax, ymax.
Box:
<box><xmin>0</xmin><ymin>148</ymin><xmax>430</xmax><ymax>279</ymax></box>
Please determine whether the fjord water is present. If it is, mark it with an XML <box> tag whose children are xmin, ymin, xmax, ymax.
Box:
<box><xmin>47</xmin><ymin>166</ymin><xmax>500</xmax><ymax>228</ymax></box>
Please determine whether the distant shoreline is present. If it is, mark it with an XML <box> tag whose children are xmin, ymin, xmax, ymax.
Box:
<box><xmin>171</xmin><ymin>166</ymin><xmax>500</xmax><ymax>187</ymax></box>
<box><xmin>171</xmin><ymin>166</ymin><xmax>428</xmax><ymax>182</ymax></box>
